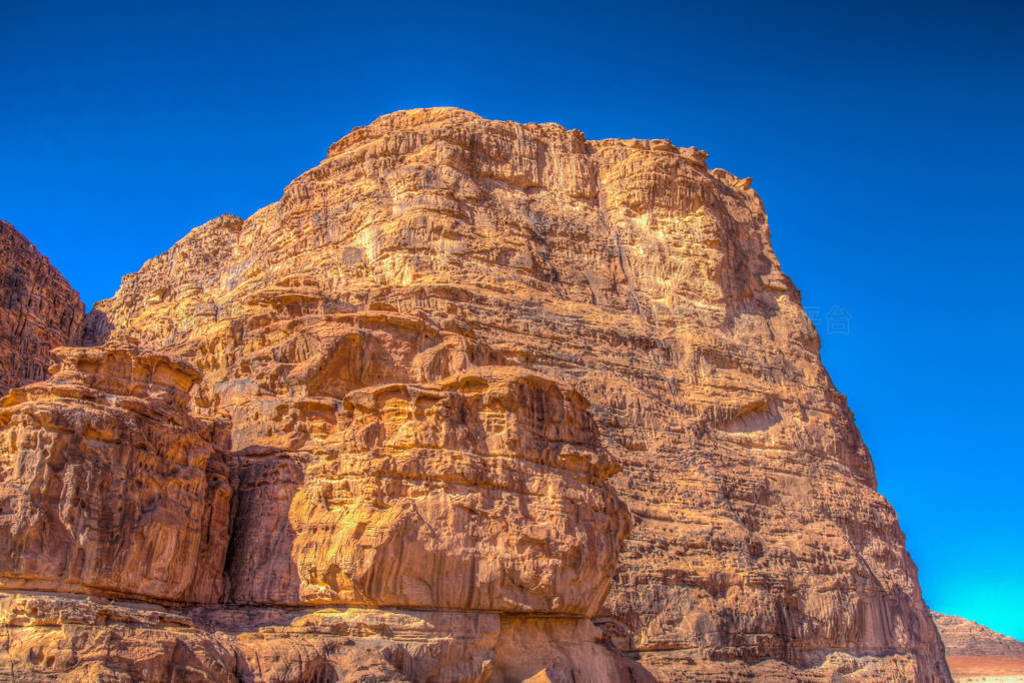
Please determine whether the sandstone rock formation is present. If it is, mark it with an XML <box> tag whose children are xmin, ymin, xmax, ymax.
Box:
<box><xmin>0</xmin><ymin>107</ymin><xmax>952</xmax><ymax>681</ymax></box>
<box><xmin>0</xmin><ymin>221</ymin><xmax>85</xmax><ymax>394</ymax></box>
<box><xmin>0</xmin><ymin>336</ymin><xmax>637</xmax><ymax>680</ymax></box>
<box><xmin>934</xmin><ymin>611</ymin><xmax>1024</xmax><ymax>681</ymax></box>
<box><xmin>229</xmin><ymin>365</ymin><xmax>629</xmax><ymax>615</ymax></box>
<box><xmin>0</xmin><ymin>346</ymin><xmax>231</xmax><ymax>603</ymax></box>
<box><xmin>935</xmin><ymin>613</ymin><xmax>1024</xmax><ymax>659</ymax></box>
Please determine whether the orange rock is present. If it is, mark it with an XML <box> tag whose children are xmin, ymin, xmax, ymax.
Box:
<box><xmin>933</xmin><ymin>611</ymin><xmax>1024</xmax><ymax>681</ymax></box>
<box><xmin>933</xmin><ymin>611</ymin><xmax>1024</xmax><ymax>658</ymax></box>
<box><xmin>0</xmin><ymin>593</ymin><xmax>650</xmax><ymax>681</ymax></box>
<box><xmin>0</xmin><ymin>108</ymin><xmax>952</xmax><ymax>680</ymax></box>
<box><xmin>0</xmin><ymin>592</ymin><xmax>237</xmax><ymax>681</ymax></box>
<box><xmin>0</xmin><ymin>346</ymin><xmax>231</xmax><ymax>603</ymax></box>
<box><xmin>0</xmin><ymin>221</ymin><xmax>85</xmax><ymax>394</ymax></box>
<box><xmin>234</xmin><ymin>368</ymin><xmax>628</xmax><ymax>614</ymax></box>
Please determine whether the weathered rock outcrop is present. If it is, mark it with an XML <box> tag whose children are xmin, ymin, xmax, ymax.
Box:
<box><xmin>0</xmin><ymin>108</ymin><xmax>951</xmax><ymax>680</ymax></box>
<box><xmin>0</xmin><ymin>338</ymin><xmax>636</xmax><ymax>680</ymax></box>
<box><xmin>228</xmin><ymin>366</ymin><xmax>629</xmax><ymax>614</ymax></box>
<box><xmin>0</xmin><ymin>221</ymin><xmax>85</xmax><ymax>394</ymax></box>
<box><xmin>934</xmin><ymin>611</ymin><xmax>1024</xmax><ymax>681</ymax></box>
<box><xmin>0</xmin><ymin>346</ymin><xmax>231</xmax><ymax>603</ymax></box>
<box><xmin>935</xmin><ymin>612</ymin><xmax>1024</xmax><ymax>658</ymax></box>
<box><xmin>0</xmin><ymin>592</ymin><xmax>644</xmax><ymax>681</ymax></box>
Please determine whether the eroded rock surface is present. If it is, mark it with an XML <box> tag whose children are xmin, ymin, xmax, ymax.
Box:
<box><xmin>0</xmin><ymin>346</ymin><xmax>231</xmax><ymax>603</ymax></box>
<box><xmin>934</xmin><ymin>611</ymin><xmax>1024</xmax><ymax>682</ymax></box>
<box><xmin>228</xmin><ymin>367</ymin><xmax>629</xmax><ymax>615</ymax></box>
<box><xmin>0</xmin><ymin>108</ymin><xmax>950</xmax><ymax>681</ymax></box>
<box><xmin>0</xmin><ymin>592</ymin><xmax>645</xmax><ymax>682</ymax></box>
<box><xmin>934</xmin><ymin>612</ymin><xmax>1024</xmax><ymax>658</ymax></box>
<box><xmin>1</xmin><ymin>317</ymin><xmax>637</xmax><ymax>679</ymax></box>
<box><xmin>0</xmin><ymin>221</ymin><xmax>85</xmax><ymax>394</ymax></box>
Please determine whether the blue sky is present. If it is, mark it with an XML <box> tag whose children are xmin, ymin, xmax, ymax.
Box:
<box><xmin>2</xmin><ymin>0</ymin><xmax>1022</xmax><ymax>639</ymax></box>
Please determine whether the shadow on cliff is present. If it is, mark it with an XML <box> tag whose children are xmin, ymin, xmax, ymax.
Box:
<box><xmin>79</xmin><ymin>308</ymin><xmax>112</xmax><ymax>346</ymax></box>
<box><xmin>223</xmin><ymin>448</ymin><xmax>305</xmax><ymax>606</ymax></box>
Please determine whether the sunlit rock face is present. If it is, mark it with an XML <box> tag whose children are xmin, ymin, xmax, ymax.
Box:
<box><xmin>933</xmin><ymin>611</ymin><xmax>1024</xmax><ymax>682</ymax></box>
<box><xmin>0</xmin><ymin>346</ymin><xmax>231</xmax><ymax>603</ymax></box>
<box><xmin>0</xmin><ymin>108</ymin><xmax>949</xmax><ymax>681</ymax></box>
<box><xmin>0</xmin><ymin>221</ymin><xmax>85</xmax><ymax>394</ymax></box>
<box><xmin>934</xmin><ymin>612</ymin><xmax>1024</xmax><ymax>658</ymax></box>
<box><xmin>228</xmin><ymin>366</ymin><xmax>629</xmax><ymax>615</ymax></box>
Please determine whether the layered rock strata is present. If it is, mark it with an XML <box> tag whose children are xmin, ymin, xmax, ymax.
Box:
<box><xmin>933</xmin><ymin>611</ymin><xmax>1024</xmax><ymax>682</ymax></box>
<box><xmin>228</xmin><ymin>366</ymin><xmax>629</xmax><ymax>615</ymax></box>
<box><xmin>1</xmin><ymin>593</ymin><xmax>642</xmax><ymax>681</ymax></box>
<box><xmin>0</xmin><ymin>221</ymin><xmax>85</xmax><ymax>394</ymax></box>
<box><xmin>0</xmin><ymin>333</ymin><xmax>639</xmax><ymax>680</ymax></box>
<box><xmin>0</xmin><ymin>107</ymin><xmax>951</xmax><ymax>681</ymax></box>
<box><xmin>0</xmin><ymin>346</ymin><xmax>231</xmax><ymax>603</ymax></box>
<box><xmin>933</xmin><ymin>613</ymin><xmax>1024</xmax><ymax>658</ymax></box>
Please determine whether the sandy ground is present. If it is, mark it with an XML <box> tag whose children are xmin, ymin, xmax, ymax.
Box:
<box><xmin>948</xmin><ymin>656</ymin><xmax>1024</xmax><ymax>682</ymax></box>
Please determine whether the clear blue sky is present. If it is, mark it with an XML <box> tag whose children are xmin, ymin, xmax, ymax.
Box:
<box><xmin>2</xmin><ymin>0</ymin><xmax>1022</xmax><ymax>639</ymax></box>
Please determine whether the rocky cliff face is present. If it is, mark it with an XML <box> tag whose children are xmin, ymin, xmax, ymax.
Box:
<box><xmin>0</xmin><ymin>346</ymin><xmax>231</xmax><ymax>603</ymax></box>
<box><xmin>0</xmin><ymin>221</ymin><xmax>85</xmax><ymax>394</ymax></box>
<box><xmin>933</xmin><ymin>612</ymin><xmax>1024</xmax><ymax>681</ymax></box>
<box><xmin>934</xmin><ymin>613</ymin><xmax>1024</xmax><ymax>658</ymax></box>
<box><xmin>0</xmin><ymin>108</ymin><xmax>950</xmax><ymax>681</ymax></box>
